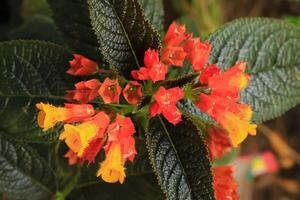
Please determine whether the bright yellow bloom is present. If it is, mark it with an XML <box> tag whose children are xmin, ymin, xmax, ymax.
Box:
<box><xmin>59</xmin><ymin>123</ymin><xmax>98</xmax><ymax>157</ymax></box>
<box><xmin>97</xmin><ymin>143</ymin><xmax>126</xmax><ymax>184</ymax></box>
<box><xmin>36</xmin><ymin>103</ymin><xmax>68</xmax><ymax>131</ymax></box>
<box><xmin>220</xmin><ymin>112</ymin><xmax>257</xmax><ymax>147</ymax></box>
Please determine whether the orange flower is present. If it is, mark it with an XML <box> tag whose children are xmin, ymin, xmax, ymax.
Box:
<box><xmin>131</xmin><ymin>49</ymin><xmax>168</xmax><ymax>83</ymax></box>
<box><xmin>67</xmin><ymin>54</ymin><xmax>98</xmax><ymax>76</ymax></box>
<box><xmin>98</xmin><ymin>78</ymin><xmax>122</xmax><ymax>104</ymax></box>
<box><xmin>162</xmin><ymin>46</ymin><xmax>187</xmax><ymax>67</ymax></box>
<box><xmin>59</xmin><ymin>112</ymin><xmax>110</xmax><ymax>162</ymax></box>
<box><xmin>36</xmin><ymin>103</ymin><xmax>95</xmax><ymax>131</ymax></box>
<box><xmin>199</xmin><ymin>64</ymin><xmax>220</xmax><ymax>85</ymax></box>
<box><xmin>206</xmin><ymin>127</ymin><xmax>232</xmax><ymax>159</ymax></box>
<box><xmin>122</xmin><ymin>81</ymin><xmax>142</xmax><ymax>105</ymax></box>
<box><xmin>150</xmin><ymin>86</ymin><xmax>184</xmax><ymax>125</ymax></box>
<box><xmin>197</xmin><ymin>94</ymin><xmax>256</xmax><ymax>147</ymax></box>
<box><xmin>106</xmin><ymin>114</ymin><xmax>137</xmax><ymax>162</ymax></box>
<box><xmin>208</xmin><ymin>62</ymin><xmax>250</xmax><ymax>101</ymax></box>
<box><xmin>163</xmin><ymin>22</ymin><xmax>190</xmax><ymax>47</ymax></box>
<box><xmin>212</xmin><ymin>166</ymin><xmax>239</xmax><ymax>200</ymax></box>
<box><xmin>66</xmin><ymin>79</ymin><xmax>101</xmax><ymax>103</ymax></box>
<box><xmin>97</xmin><ymin>143</ymin><xmax>126</xmax><ymax>184</ymax></box>
<box><xmin>183</xmin><ymin>38</ymin><xmax>211</xmax><ymax>71</ymax></box>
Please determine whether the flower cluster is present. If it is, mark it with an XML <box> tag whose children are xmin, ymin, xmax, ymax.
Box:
<box><xmin>35</xmin><ymin>22</ymin><xmax>255</xmax><ymax>197</ymax></box>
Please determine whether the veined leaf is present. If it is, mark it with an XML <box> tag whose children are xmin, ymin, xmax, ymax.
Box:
<box><xmin>139</xmin><ymin>0</ymin><xmax>165</xmax><ymax>34</ymax></box>
<box><xmin>87</xmin><ymin>0</ymin><xmax>161</xmax><ymax>77</ymax></box>
<box><xmin>146</xmin><ymin>117</ymin><xmax>215</xmax><ymax>200</ymax></box>
<box><xmin>0</xmin><ymin>40</ymin><xmax>74</xmax><ymax>140</ymax></box>
<box><xmin>208</xmin><ymin>18</ymin><xmax>300</xmax><ymax>123</ymax></box>
<box><xmin>0</xmin><ymin>132</ymin><xmax>55</xmax><ymax>199</ymax></box>
<box><xmin>47</xmin><ymin>0</ymin><xmax>106</xmax><ymax>64</ymax></box>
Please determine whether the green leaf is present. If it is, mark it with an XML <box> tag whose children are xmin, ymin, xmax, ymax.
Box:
<box><xmin>208</xmin><ymin>18</ymin><xmax>300</xmax><ymax>123</ymax></box>
<box><xmin>0</xmin><ymin>40</ymin><xmax>74</xmax><ymax>140</ymax></box>
<box><xmin>146</xmin><ymin>117</ymin><xmax>215</xmax><ymax>200</ymax></box>
<box><xmin>0</xmin><ymin>132</ymin><xmax>56</xmax><ymax>199</ymax></box>
<box><xmin>47</xmin><ymin>0</ymin><xmax>106</xmax><ymax>64</ymax></box>
<box><xmin>87</xmin><ymin>0</ymin><xmax>161</xmax><ymax>77</ymax></box>
<box><xmin>139</xmin><ymin>0</ymin><xmax>165</xmax><ymax>35</ymax></box>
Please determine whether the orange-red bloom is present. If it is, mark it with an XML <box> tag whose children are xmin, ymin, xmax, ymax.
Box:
<box><xmin>131</xmin><ymin>49</ymin><xmax>168</xmax><ymax>83</ymax></box>
<box><xmin>123</xmin><ymin>81</ymin><xmax>142</xmax><ymax>105</ymax></box>
<box><xmin>212</xmin><ymin>166</ymin><xmax>239</xmax><ymax>200</ymax></box>
<box><xmin>163</xmin><ymin>22</ymin><xmax>190</xmax><ymax>47</ymax></box>
<box><xmin>106</xmin><ymin>114</ymin><xmax>137</xmax><ymax>162</ymax></box>
<box><xmin>183</xmin><ymin>38</ymin><xmax>211</xmax><ymax>71</ymax></box>
<box><xmin>207</xmin><ymin>62</ymin><xmax>250</xmax><ymax>101</ymax></box>
<box><xmin>64</xmin><ymin>149</ymin><xmax>81</xmax><ymax>165</ymax></box>
<box><xmin>36</xmin><ymin>103</ymin><xmax>95</xmax><ymax>131</ymax></box>
<box><xmin>197</xmin><ymin>94</ymin><xmax>256</xmax><ymax>147</ymax></box>
<box><xmin>199</xmin><ymin>64</ymin><xmax>220</xmax><ymax>85</ymax></box>
<box><xmin>66</xmin><ymin>79</ymin><xmax>101</xmax><ymax>103</ymax></box>
<box><xmin>162</xmin><ymin>46</ymin><xmax>187</xmax><ymax>67</ymax></box>
<box><xmin>98</xmin><ymin>78</ymin><xmax>122</xmax><ymax>104</ymax></box>
<box><xmin>150</xmin><ymin>86</ymin><xmax>184</xmax><ymax>125</ymax></box>
<box><xmin>206</xmin><ymin>127</ymin><xmax>232</xmax><ymax>159</ymax></box>
<box><xmin>59</xmin><ymin>112</ymin><xmax>110</xmax><ymax>163</ymax></box>
<box><xmin>67</xmin><ymin>54</ymin><xmax>98</xmax><ymax>76</ymax></box>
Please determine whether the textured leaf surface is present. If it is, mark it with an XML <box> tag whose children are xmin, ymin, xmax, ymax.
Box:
<box><xmin>0</xmin><ymin>132</ymin><xmax>55</xmax><ymax>199</ymax></box>
<box><xmin>146</xmin><ymin>117</ymin><xmax>215</xmax><ymax>200</ymax></box>
<box><xmin>139</xmin><ymin>0</ymin><xmax>164</xmax><ymax>34</ymax></box>
<box><xmin>208</xmin><ymin>18</ymin><xmax>300</xmax><ymax>123</ymax></box>
<box><xmin>87</xmin><ymin>0</ymin><xmax>161</xmax><ymax>76</ymax></box>
<box><xmin>47</xmin><ymin>0</ymin><xmax>105</xmax><ymax>64</ymax></box>
<box><xmin>0</xmin><ymin>40</ymin><xmax>74</xmax><ymax>140</ymax></box>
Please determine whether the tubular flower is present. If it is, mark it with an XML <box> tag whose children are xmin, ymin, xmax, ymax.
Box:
<box><xmin>212</xmin><ymin>166</ymin><xmax>239</xmax><ymax>200</ymax></box>
<box><xmin>97</xmin><ymin>143</ymin><xmax>126</xmax><ymax>184</ymax></box>
<box><xmin>183</xmin><ymin>38</ymin><xmax>211</xmax><ymax>71</ymax></box>
<box><xmin>199</xmin><ymin>64</ymin><xmax>221</xmax><ymax>85</ymax></box>
<box><xmin>206</xmin><ymin>127</ymin><xmax>232</xmax><ymax>159</ymax></box>
<box><xmin>67</xmin><ymin>54</ymin><xmax>98</xmax><ymax>76</ymax></box>
<box><xmin>64</xmin><ymin>149</ymin><xmax>81</xmax><ymax>165</ymax></box>
<box><xmin>66</xmin><ymin>79</ymin><xmax>101</xmax><ymax>103</ymax></box>
<box><xmin>162</xmin><ymin>46</ymin><xmax>187</xmax><ymax>67</ymax></box>
<box><xmin>131</xmin><ymin>49</ymin><xmax>168</xmax><ymax>83</ymax></box>
<box><xmin>98</xmin><ymin>78</ymin><xmax>122</xmax><ymax>104</ymax></box>
<box><xmin>122</xmin><ymin>81</ymin><xmax>142</xmax><ymax>105</ymax></box>
<box><xmin>207</xmin><ymin>62</ymin><xmax>250</xmax><ymax>101</ymax></box>
<box><xmin>59</xmin><ymin>112</ymin><xmax>110</xmax><ymax>162</ymax></box>
<box><xmin>163</xmin><ymin>22</ymin><xmax>190</xmax><ymax>47</ymax></box>
<box><xmin>36</xmin><ymin>103</ymin><xmax>95</xmax><ymax>131</ymax></box>
<box><xmin>150</xmin><ymin>86</ymin><xmax>184</xmax><ymax>125</ymax></box>
<box><xmin>197</xmin><ymin>94</ymin><xmax>257</xmax><ymax>147</ymax></box>
<box><xmin>106</xmin><ymin>114</ymin><xmax>137</xmax><ymax>162</ymax></box>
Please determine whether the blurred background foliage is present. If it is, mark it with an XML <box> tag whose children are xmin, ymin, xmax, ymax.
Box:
<box><xmin>0</xmin><ymin>0</ymin><xmax>300</xmax><ymax>199</ymax></box>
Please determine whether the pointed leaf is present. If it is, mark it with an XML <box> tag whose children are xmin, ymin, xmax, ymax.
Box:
<box><xmin>47</xmin><ymin>0</ymin><xmax>106</xmax><ymax>64</ymax></box>
<box><xmin>208</xmin><ymin>18</ymin><xmax>300</xmax><ymax>123</ymax></box>
<box><xmin>146</xmin><ymin>117</ymin><xmax>215</xmax><ymax>200</ymax></box>
<box><xmin>0</xmin><ymin>132</ymin><xmax>55</xmax><ymax>199</ymax></box>
<box><xmin>87</xmin><ymin>0</ymin><xmax>161</xmax><ymax>77</ymax></box>
<box><xmin>0</xmin><ymin>40</ymin><xmax>74</xmax><ymax>140</ymax></box>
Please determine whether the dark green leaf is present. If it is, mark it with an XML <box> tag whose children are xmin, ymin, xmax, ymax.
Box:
<box><xmin>208</xmin><ymin>18</ymin><xmax>300</xmax><ymax>123</ymax></box>
<box><xmin>0</xmin><ymin>40</ymin><xmax>74</xmax><ymax>140</ymax></box>
<box><xmin>47</xmin><ymin>0</ymin><xmax>106</xmax><ymax>64</ymax></box>
<box><xmin>87</xmin><ymin>0</ymin><xmax>161</xmax><ymax>77</ymax></box>
<box><xmin>146</xmin><ymin>117</ymin><xmax>215</xmax><ymax>200</ymax></box>
<box><xmin>0</xmin><ymin>132</ymin><xmax>56</xmax><ymax>199</ymax></box>
<box><xmin>139</xmin><ymin>0</ymin><xmax>165</xmax><ymax>35</ymax></box>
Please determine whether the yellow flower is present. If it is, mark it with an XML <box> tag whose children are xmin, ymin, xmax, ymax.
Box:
<box><xmin>220</xmin><ymin>112</ymin><xmax>257</xmax><ymax>147</ymax></box>
<box><xmin>97</xmin><ymin>143</ymin><xmax>126</xmax><ymax>184</ymax></box>
<box><xmin>36</xmin><ymin>103</ymin><xmax>68</xmax><ymax>131</ymax></box>
<box><xmin>59</xmin><ymin>123</ymin><xmax>98</xmax><ymax>156</ymax></box>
